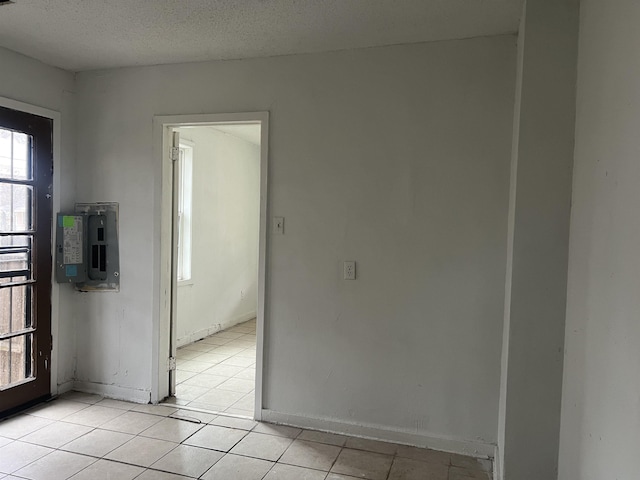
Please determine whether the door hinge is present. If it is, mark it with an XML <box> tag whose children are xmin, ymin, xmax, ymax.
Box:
<box><xmin>167</xmin><ymin>356</ymin><xmax>176</xmax><ymax>371</ymax></box>
<box><xmin>170</xmin><ymin>147</ymin><xmax>180</xmax><ymax>162</ymax></box>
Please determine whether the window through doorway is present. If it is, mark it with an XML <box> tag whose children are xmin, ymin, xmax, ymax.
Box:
<box><xmin>176</xmin><ymin>140</ymin><xmax>193</xmax><ymax>283</ymax></box>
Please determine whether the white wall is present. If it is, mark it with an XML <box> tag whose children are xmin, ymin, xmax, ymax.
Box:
<box><xmin>176</xmin><ymin>126</ymin><xmax>259</xmax><ymax>346</ymax></box>
<box><xmin>74</xmin><ymin>36</ymin><xmax>516</xmax><ymax>450</ymax></box>
<box><xmin>0</xmin><ymin>47</ymin><xmax>77</xmax><ymax>393</ymax></box>
<box><xmin>559</xmin><ymin>1</ymin><xmax>640</xmax><ymax>478</ymax></box>
<box><xmin>497</xmin><ymin>1</ymin><xmax>579</xmax><ymax>478</ymax></box>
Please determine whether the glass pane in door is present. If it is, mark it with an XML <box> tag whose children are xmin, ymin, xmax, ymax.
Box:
<box><xmin>0</xmin><ymin>335</ymin><xmax>33</xmax><ymax>387</ymax></box>
<box><xmin>0</xmin><ymin>183</ymin><xmax>33</xmax><ymax>232</ymax></box>
<box><xmin>0</xmin><ymin>285</ymin><xmax>32</xmax><ymax>333</ymax></box>
<box><xmin>0</xmin><ymin>130</ymin><xmax>32</xmax><ymax>181</ymax></box>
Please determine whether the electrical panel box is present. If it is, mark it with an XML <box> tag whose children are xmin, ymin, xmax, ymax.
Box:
<box><xmin>55</xmin><ymin>202</ymin><xmax>120</xmax><ymax>291</ymax></box>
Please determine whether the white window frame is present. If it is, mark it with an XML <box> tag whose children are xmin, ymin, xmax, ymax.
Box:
<box><xmin>177</xmin><ymin>140</ymin><xmax>193</xmax><ymax>284</ymax></box>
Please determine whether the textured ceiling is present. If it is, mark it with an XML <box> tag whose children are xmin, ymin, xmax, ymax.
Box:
<box><xmin>0</xmin><ymin>0</ymin><xmax>523</xmax><ymax>72</ymax></box>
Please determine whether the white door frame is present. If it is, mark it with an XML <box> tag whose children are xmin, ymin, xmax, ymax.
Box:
<box><xmin>152</xmin><ymin>112</ymin><xmax>269</xmax><ymax>420</ymax></box>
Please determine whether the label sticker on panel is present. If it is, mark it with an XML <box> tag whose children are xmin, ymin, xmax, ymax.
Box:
<box><xmin>63</xmin><ymin>215</ymin><xmax>83</xmax><ymax>264</ymax></box>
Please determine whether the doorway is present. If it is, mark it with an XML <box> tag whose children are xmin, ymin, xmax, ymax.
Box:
<box><xmin>173</xmin><ymin>124</ymin><xmax>260</xmax><ymax>415</ymax></box>
<box><xmin>0</xmin><ymin>106</ymin><xmax>53</xmax><ymax>415</ymax></box>
<box><xmin>155</xmin><ymin>112</ymin><xmax>268</xmax><ymax>419</ymax></box>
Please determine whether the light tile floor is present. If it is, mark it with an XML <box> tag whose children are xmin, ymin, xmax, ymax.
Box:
<box><xmin>174</xmin><ymin>319</ymin><xmax>257</xmax><ymax>417</ymax></box>
<box><xmin>0</xmin><ymin>392</ymin><xmax>492</xmax><ymax>479</ymax></box>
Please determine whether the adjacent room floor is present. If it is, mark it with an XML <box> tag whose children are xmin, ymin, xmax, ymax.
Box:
<box><xmin>174</xmin><ymin>319</ymin><xmax>256</xmax><ymax>416</ymax></box>
<box><xmin>0</xmin><ymin>391</ymin><xmax>492</xmax><ymax>479</ymax></box>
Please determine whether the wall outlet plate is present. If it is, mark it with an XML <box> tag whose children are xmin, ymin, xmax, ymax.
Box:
<box><xmin>344</xmin><ymin>260</ymin><xmax>356</xmax><ymax>280</ymax></box>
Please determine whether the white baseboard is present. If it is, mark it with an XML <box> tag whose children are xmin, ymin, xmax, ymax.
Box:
<box><xmin>176</xmin><ymin>311</ymin><xmax>257</xmax><ymax>348</ymax></box>
<box><xmin>261</xmin><ymin>410</ymin><xmax>495</xmax><ymax>459</ymax></box>
<box><xmin>73</xmin><ymin>381</ymin><xmax>151</xmax><ymax>404</ymax></box>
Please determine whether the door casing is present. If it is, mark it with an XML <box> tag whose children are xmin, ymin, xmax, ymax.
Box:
<box><xmin>153</xmin><ymin>112</ymin><xmax>269</xmax><ymax>420</ymax></box>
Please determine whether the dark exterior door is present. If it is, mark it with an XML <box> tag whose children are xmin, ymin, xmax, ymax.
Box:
<box><xmin>0</xmin><ymin>106</ymin><xmax>53</xmax><ymax>415</ymax></box>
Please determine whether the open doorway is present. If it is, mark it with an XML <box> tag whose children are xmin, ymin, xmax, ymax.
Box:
<box><xmin>160</xmin><ymin>116</ymin><xmax>267</xmax><ymax>419</ymax></box>
<box><xmin>173</xmin><ymin>124</ymin><xmax>259</xmax><ymax>415</ymax></box>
